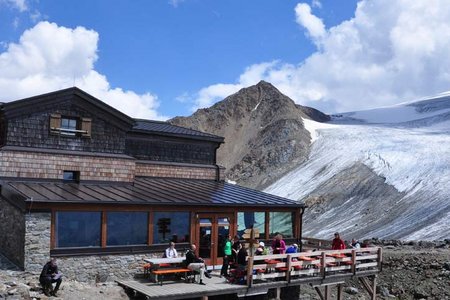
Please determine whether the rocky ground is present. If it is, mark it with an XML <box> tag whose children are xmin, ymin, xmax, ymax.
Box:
<box><xmin>1</xmin><ymin>241</ymin><xmax>449</xmax><ymax>299</ymax></box>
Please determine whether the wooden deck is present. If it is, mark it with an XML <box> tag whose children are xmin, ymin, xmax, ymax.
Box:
<box><xmin>116</xmin><ymin>273</ymin><xmax>248</xmax><ymax>300</ymax></box>
<box><xmin>117</xmin><ymin>247</ymin><xmax>382</xmax><ymax>300</ymax></box>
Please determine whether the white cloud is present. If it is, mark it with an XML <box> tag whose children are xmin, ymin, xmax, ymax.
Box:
<box><xmin>190</xmin><ymin>0</ymin><xmax>450</xmax><ymax>114</ymax></box>
<box><xmin>168</xmin><ymin>0</ymin><xmax>184</xmax><ymax>8</ymax></box>
<box><xmin>311</xmin><ymin>0</ymin><xmax>322</xmax><ymax>9</ymax></box>
<box><xmin>0</xmin><ymin>0</ymin><xmax>27</xmax><ymax>12</ymax></box>
<box><xmin>190</xmin><ymin>62</ymin><xmax>278</xmax><ymax>111</ymax></box>
<box><xmin>295</xmin><ymin>3</ymin><xmax>326</xmax><ymax>41</ymax></box>
<box><xmin>0</xmin><ymin>21</ymin><xmax>165</xmax><ymax>120</ymax></box>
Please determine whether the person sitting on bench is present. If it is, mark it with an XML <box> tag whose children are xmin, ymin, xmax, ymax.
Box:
<box><xmin>164</xmin><ymin>241</ymin><xmax>178</xmax><ymax>258</ymax></box>
<box><xmin>185</xmin><ymin>244</ymin><xmax>211</xmax><ymax>285</ymax></box>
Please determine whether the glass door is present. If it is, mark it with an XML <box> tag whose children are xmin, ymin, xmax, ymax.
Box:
<box><xmin>195</xmin><ymin>213</ymin><xmax>234</xmax><ymax>267</ymax></box>
<box><xmin>198</xmin><ymin>218</ymin><xmax>212</xmax><ymax>264</ymax></box>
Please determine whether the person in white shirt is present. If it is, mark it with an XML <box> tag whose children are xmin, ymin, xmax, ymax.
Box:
<box><xmin>350</xmin><ymin>239</ymin><xmax>361</xmax><ymax>249</ymax></box>
<box><xmin>165</xmin><ymin>242</ymin><xmax>178</xmax><ymax>258</ymax></box>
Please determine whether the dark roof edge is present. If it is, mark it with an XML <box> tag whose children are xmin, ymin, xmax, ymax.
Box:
<box><xmin>130</xmin><ymin>128</ymin><xmax>224</xmax><ymax>143</ymax></box>
<box><xmin>1</xmin><ymin>87</ymin><xmax>134</xmax><ymax>126</ymax></box>
<box><xmin>133</xmin><ymin>119</ymin><xmax>225</xmax><ymax>143</ymax></box>
<box><xmin>25</xmin><ymin>199</ymin><xmax>302</xmax><ymax>208</ymax></box>
<box><xmin>135</xmin><ymin>160</ymin><xmax>223</xmax><ymax>169</ymax></box>
<box><xmin>0</xmin><ymin>182</ymin><xmax>27</xmax><ymax>211</ymax></box>
<box><xmin>224</xmin><ymin>182</ymin><xmax>305</xmax><ymax>207</ymax></box>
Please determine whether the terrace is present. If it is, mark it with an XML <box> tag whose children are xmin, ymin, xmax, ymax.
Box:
<box><xmin>116</xmin><ymin>245</ymin><xmax>382</xmax><ymax>300</ymax></box>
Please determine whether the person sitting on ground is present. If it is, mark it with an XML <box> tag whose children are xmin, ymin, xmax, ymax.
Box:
<box><xmin>39</xmin><ymin>258</ymin><xmax>62</xmax><ymax>297</ymax></box>
<box><xmin>349</xmin><ymin>238</ymin><xmax>361</xmax><ymax>249</ymax></box>
<box><xmin>185</xmin><ymin>244</ymin><xmax>211</xmax><ymax>285</ymax></box>
<box><xmin>286</xmin><ymin>243</ymin><xmax>299</xmax><ymax>254</ymax></box>
<box><xmin>271</xmin><ymin>234</ymin><xmax>286</xmax><ymax>254</ymax></box>
<box><xmin>165</xmin><ymin>241</ymin><xmax>178</xmax><ymax>258</ymax></box>
<box><xmin>331</xmin><ymin>232</ymin><xmax>346</xmax><ymax>250</ymax></box>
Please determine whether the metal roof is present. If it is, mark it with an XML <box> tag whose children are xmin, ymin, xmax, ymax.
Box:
<box><xmin>132</xmin><ymin>119</ymin><xmax>224</xmax><ymax>142</ymax></box>
<box><xmin>3</xmin><ymin>177</ymin><xmax>303</xmax><ymax>208</ymax></box>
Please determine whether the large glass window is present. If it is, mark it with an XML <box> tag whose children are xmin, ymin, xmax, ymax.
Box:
<box><xmin>237</xmin><ymin>212</ymin><xmax>265</xmax><ymax>239</ymax></box>
<box><xmin>56</xmin><ymin>211</ymin><xmax>101</xmax><ymax>248</ymax></box>
<box><xmin>153</xmin><ymin>212</ymin><xmax>190</xmax><ymax>244</ymax></box>
<box><xmin>107</xmin><ymin>212</ymin><xmax>148</xmax><ymax>246</ymax></box>
<box><xmin>269</xmin><ymin>212</ymin><xmax>294</xmax><ymax>238</ymax></box>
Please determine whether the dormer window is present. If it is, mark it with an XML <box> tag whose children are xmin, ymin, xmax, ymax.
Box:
<box><xmin>61</xmin><ymin>117</ymin><xmax>78</xmax><ymax>136</ymax></box>
<box><xmin>50</xmin><ymin>114</ymin><xmax>91</xmax><ymax>138</ymax></box>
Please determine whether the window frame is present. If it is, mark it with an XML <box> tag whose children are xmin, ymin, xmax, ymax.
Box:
<box><xmin>49</xmin><ymin>114</ymin><xmax>92</xmax><ymax>138</ymax></box>
<box><xmin>54</xmin><ymin>211</ymin><xmax>102</xmax><ymax>248</ymax></box>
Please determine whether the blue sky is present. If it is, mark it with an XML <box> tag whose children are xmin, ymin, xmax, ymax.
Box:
<box><xmin>1</xmin><ymin>1</ymin><xmax>450</xmax><ymax>119</ymax></box>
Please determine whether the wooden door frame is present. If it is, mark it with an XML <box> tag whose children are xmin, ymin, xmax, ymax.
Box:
<box><xmin>194</xmin><ymin>212</ymin><xmax>235</xmax><ymax>267</ymax></box>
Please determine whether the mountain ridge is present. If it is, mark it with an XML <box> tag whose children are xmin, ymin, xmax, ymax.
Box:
<box><xmin>171</xmin><ymin>81</ymin><xmax>327</xmax><ymax>189</ymax></box>
<box><xmin>172</xmin><ymin>81</ymin><xmax>450</xmax><ymax>240</ymax></box>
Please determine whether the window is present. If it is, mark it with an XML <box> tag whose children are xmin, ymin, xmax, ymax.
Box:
<box><xmin>237</xmin><ymin>212</ymin><xmax>265</xmax><ymax>239</ymax></box>
<box><xmin>106</xmin><ymin>212</ymin><xmax>148</xmax><ymax>246</ymax></box>
<box><xmin>269</xmin><ymin>212</ymin><xmax>294</xmax><ymax>238</ymax></box>
<box><xmin>55</xmin><ymin>211</ymin><xmax>101</xmax><ymax>248</ymax></box>
<box><xmin>60</xmin><ymin>117</ymin><xmax>78</xmax><ymax>136</ymax></box>
<box><xmin>63</xmin><ymin>171</ymin><xmax>80</xmax><ymax>182</ymax></box>
<box><xmin>153</xmin><ymin>212</ymin><xmax>190</xmax><ymax>244</ymax></box>
<box><xmin>49</xmin><ymin>114</ymin><xmax>92</xmax><ymax>137</ymax></box>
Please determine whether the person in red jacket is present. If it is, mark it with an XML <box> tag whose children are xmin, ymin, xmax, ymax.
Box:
<box><xmin>331</xmin><ymin>232</ymin><xmax>346</xmax><ymax>250</ymax></box>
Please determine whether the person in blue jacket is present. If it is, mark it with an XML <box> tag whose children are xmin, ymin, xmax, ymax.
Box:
<box><xmin>285</xmin><ymin>243</ymin><xmax>299</xmax><ymax>254</ymax></box>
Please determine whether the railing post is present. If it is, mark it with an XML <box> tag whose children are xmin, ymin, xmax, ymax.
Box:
<box><xmin>351</xmin><ymin>249</ymin><xmax>356</xmax><ymax>275</ymax></box>
<box><xmin>286</xmin><ymin>254</ymin><xmax>292</xmax><ymax>282</ymax></box>
<box><xmin>377</xmin><ymin>247</ymin><xmax>383</xmax><ymax>271</ymax></box>
<box><xmin>321</xmin><ymin>252</ymin><xmax>326</xmax><ymax>278</ymax></box>
<box><xmin>247</xmin><ymin>256</ymin><xmax>254</xmax><ymax>287</ymax></box>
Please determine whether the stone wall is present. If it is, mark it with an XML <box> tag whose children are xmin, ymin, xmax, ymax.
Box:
<box><xmin>24</xmin><ymin>213</ymin><xmax>51</xmax><ymax>272</ymax></box>
<box><xmin>55</xmin><ymin>252</ymin><xmax>162</xmax><ymax>283</ymax></box>
<box><xmin>0</xmin><ymin>149</ymin><xmax>135</xmax><ymax>182</ymax></box>
<box><xmin>22</xmin><ymin>212</ymin><xmax>167</xmax><ymax>282</ymax></box>
<box><xmin>136</xmin><ymin>161</ymin><xmax>225</xmax><ymax>180</ymax></box>
<box><xmin>0</xmin><ymin>197</ymin><xmax>25</xmax><ymax>268</ymax></box>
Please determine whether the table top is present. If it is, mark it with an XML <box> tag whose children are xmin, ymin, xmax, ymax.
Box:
<box><xmin>328</xmin><ymin>253</ymin><xmax>347</xmax><ymax>258</ymax></box>
<box><xmin>299</xmin><ymin>256</ymin><xmax>315</xmax><ymax>261</ymax></box>
<box><xmin>264</xmin><ymin>259</ymin><xmax>282</xmax><ymax>264</ymax></box>
<box><xmin>144</xmin><ymin>257</ymin><xmax>185</xmax><ymax>264</ymax></box>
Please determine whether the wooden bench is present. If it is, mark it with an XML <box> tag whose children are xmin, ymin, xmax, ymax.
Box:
<box><xmin>151</xmin><ymin>268</ymin><xmax>192</xmax><ymax>285</ymax></box>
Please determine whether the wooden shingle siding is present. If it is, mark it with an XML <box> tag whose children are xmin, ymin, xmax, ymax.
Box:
<box><xmin>5</xmin><ymin>99</ymin><xmax>127</xmax><ymax>154</ymax></box>
<box><xmin>135</xmin><ymin>161</ymin><xmax>219</xmax><ymax>180</ymax></box>
<box><xmin>0</xmin><ymin>149</ymin><xmax>135</xmax><ymax>182</ymax></box>
<box><xmin>126</xmin><ymin>134</ymin><xmax>217</xmax><ymax>165</ymax></box>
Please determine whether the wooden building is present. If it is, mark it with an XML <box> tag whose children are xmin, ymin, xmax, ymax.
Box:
<box><xmin>0</xmin><ymin>87</ymin><xmax>305</xmax><ymax>280</ymax></box>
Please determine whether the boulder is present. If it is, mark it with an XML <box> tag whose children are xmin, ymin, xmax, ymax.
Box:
<box><xmin>344</xmin><ymin>287</ymin><xmax>359</xmax><ymax>295</ymax></box>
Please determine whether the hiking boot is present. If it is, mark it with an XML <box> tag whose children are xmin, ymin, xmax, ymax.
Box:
<box><xmin>43</xmin><ymin>289</ymin><xmax>51</xmax><ymax>297</ymax></box>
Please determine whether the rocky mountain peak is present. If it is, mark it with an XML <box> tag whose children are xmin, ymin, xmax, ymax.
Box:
<box><xmin>171</xmin><ymin>82</ymin><xmax>329</xmax><ymax>189</ymax></box>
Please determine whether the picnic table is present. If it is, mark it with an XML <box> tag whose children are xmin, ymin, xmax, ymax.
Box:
<box><xmin>143</xmin><ymin>257</ymin><xmax>190</xmax><ymax>285</ymax></box>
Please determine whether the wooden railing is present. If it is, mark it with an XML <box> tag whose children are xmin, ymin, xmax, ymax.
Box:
<box><xmin>302</xmin><ymin>236</ymin><xmax>332</xmax><ymax>250</ymax></box>
<box><xmin>246</xmin><ymin>247</ymin><xmax>382</xmax><ymax>287</ymax></box>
